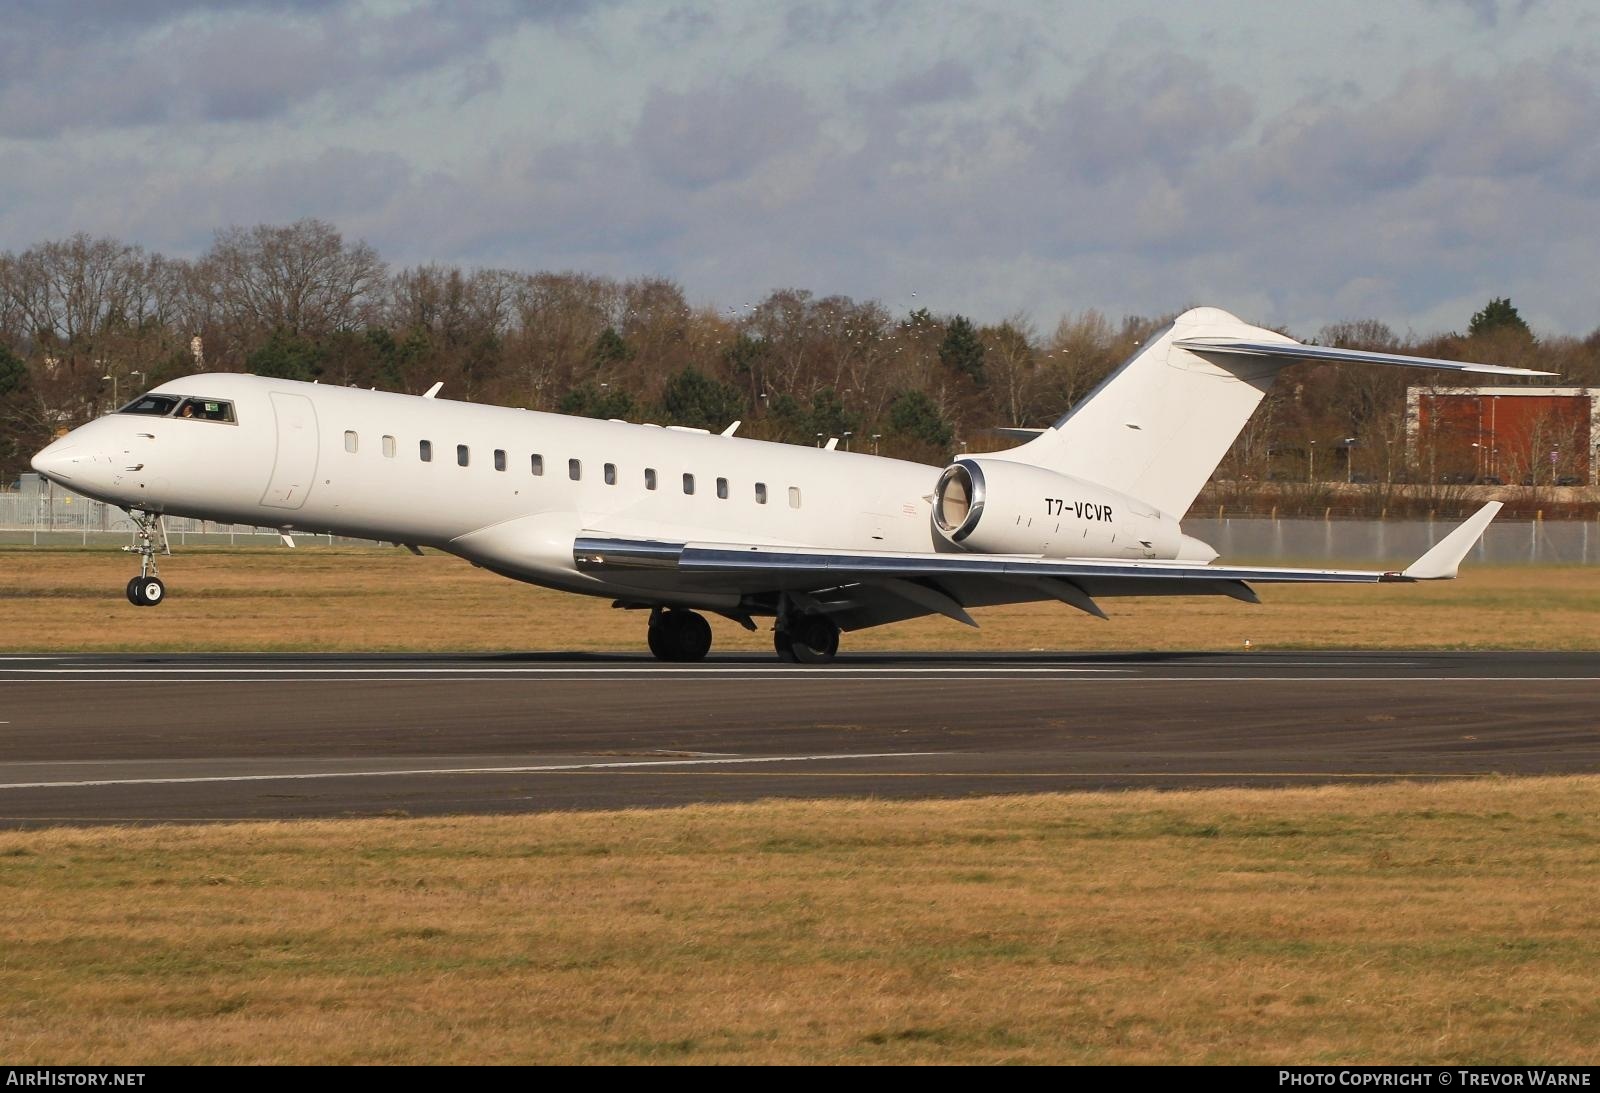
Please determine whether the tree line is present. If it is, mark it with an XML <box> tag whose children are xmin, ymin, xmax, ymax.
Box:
<box><xmin>3</xmin><ymin>220</ymin><xmax>1598</xmax><ymax>514</ymax></box>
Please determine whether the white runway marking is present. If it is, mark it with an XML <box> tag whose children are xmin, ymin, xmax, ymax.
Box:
<box><xmin>0</xmin><ymin>751</ymin><xmax>946</xmax><ymax>791</ymax></box>
<box><xmin>2</xmin><ymin>675</ymin><xmax>1595</xmax><ymax>684</ymax></box>
<box><xmin>0</xmin><ymin>666</ymin><xmax>1127</xmax><ymax>675</ymax></box>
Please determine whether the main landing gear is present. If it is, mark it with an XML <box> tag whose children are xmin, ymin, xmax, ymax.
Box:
<box><xmin>774</xmin><ymin>614</ymin><xmax>840</xmax><ymax>664</ymax></box>
<box><xmin>647</xmin><ymin>608</ymin><xmax>714</xmax><ymax>662</ymax></box>
<box><xmin>639</xmin><ymin>605</ymin><xmax>843</xmax><ymax>664</ymax></box>
<box><xmin>123</xmin><ymin>510</ymin><xmax>169</xmax><ymax>607</ymax></box>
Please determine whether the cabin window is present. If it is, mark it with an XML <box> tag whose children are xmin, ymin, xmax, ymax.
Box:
<box><xmin>175</xmin><ymin>398</ymin><xmax>236</xmax><ymax>423</ymax></box>
<box><xmin>683</xmin><ymin>473</ymin><xmax>695</xmax><ymax>495</ymax></box>
<box><xmin>420</xmin><ymin>440</ymin><xmax>433</xmax><ymax>462</ymax></box>
<box><xmin>569</xmin><ymin>458</ymin><xmax>581</xmax><ymax>481</ymax></box>
<box><xmin>494</xmin><ymin>449</ymin><xmax>506</xmax><ymax>472</ymax></box>
<box><xmin>457</xmin><ymin>444</ymin><xmax>470</xmax><ymax>467</ymax></box>
<box><xmin>117</xmin><ymin>394</ymin><xmax>180</xmax><ymax>417</ymax></box>
<box><xmin>531</xmin><ymin>454</ymin><xmax>544</xmax><ymax>476</ymax></box>
<box><xmin>344</xmin><ymin>430</ymin><xmax>358</xmax><ymax>454</ymax></box>
<box><xmin>716</xmin><ymin>477</ymin><xmax>729</xmax><ymax>500</ymax></box>
<box><xmin>604</xmin><ymin>462</ymin><xmax>617</xmax><ymax>485</ymax></box>
<box><xmin>382</xmin><ymin>435</ymin><xmax>396</xmax><ymax>458</ymax></box>
<box><xmin>788</xmin><ymin>486</ymin><xmax>802</xmax><ymax>509</ymax></box>
<box><xmin>645</xmin><ymin>468</ymin><xmax>657</xmax><ymax>490</ymax></box>
<box><xmin>755</xmin><ymin>482</ymin><xmax>767</xmax><ymax>505</ymax></box>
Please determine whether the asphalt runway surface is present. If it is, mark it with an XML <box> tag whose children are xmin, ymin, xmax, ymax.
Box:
<box><xmin>2</xmin><ymin>651</ymin><xmax>1597</xmax><ymax>826</ymax></box>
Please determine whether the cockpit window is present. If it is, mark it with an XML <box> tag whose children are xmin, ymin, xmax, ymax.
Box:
<box><xmin>117</xmin><ymin>394</ymin><xmax>181</xmax><ymax>417</ymax></box>
<box><xmin>175</xmin><ymin>398</ymin><xmax>236</xmax><ymax>423</ymax></box>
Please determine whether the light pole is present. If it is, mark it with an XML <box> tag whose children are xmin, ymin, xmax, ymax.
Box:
<box><xmin>871</xmin><ymin>433</ymin><xmax>881</xmax><ymax>455</ymax></box>
<box><xmin>102</xmin><ymin>368</ymin><xmax>144</xmax><ymax>409</ymax></box>
<box><xmin>1308</xmin><ymin>439</ymin><xmax>1317</xmax><ymax>484</ymax></box>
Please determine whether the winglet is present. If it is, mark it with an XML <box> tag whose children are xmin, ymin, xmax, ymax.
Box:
<box><xmin>1402</xmin><ymin>502</ymin><xmax>1502</xmax><ymax>580</ymax></box>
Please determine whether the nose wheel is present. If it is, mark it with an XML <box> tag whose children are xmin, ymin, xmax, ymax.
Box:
<box><xmin>126</xmin><ymin>575</ymin><xmax>166</xmax><ymax>606</ymax></box>
<box><xmin>122</xmin><ymin>509</ymin><xmax>170</xmax><ymax>608</ymax></box>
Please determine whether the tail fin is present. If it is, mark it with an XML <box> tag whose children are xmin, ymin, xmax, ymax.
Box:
<box><xmin>989</xmin><ymin>306</ymin><xmax>1553</xmax><ymax>517</ymax></box>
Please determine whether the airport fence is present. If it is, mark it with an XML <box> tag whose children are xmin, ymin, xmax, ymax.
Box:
<box><xmin>0</xmin><ymin>481</ymin><xmax>369</xmax><ymax>547</ymax></box>
<box><xmin>3</xmin><ymin>482</ymin><xmax>1598</xmax><ymax>563</ymax></box>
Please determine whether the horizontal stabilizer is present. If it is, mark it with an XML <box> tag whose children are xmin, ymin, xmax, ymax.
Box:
<box><xmin>1174</xmin><ymin>339</ymin><xmax>1557</xmax><ymax>378</ymax></box>
<box><xmin>1402</xmin><ymin>502</ymin><xmax>1502</xmax><ymax>580</ymax></box>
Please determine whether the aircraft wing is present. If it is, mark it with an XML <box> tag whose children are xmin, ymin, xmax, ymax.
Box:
<box><xmin>1172</xmin><ymin>339</ymin><xmax>1557</xmax><ymax>377</ymax></box>
<box><xmin>575</xmin><ymin>503</ymin><xmax>1502</xmax><ymax>628</ymax></box>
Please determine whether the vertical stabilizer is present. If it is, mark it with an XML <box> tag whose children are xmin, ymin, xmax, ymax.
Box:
<box><xmin>988</xmin><ymin>307</ymin><xmax>1293</xmax><ymax>516</ymax></box>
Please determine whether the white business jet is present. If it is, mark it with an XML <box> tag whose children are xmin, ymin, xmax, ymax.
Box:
<box><xmin>31</xmin><ymin>307</ymin><xmax>1548</xmax><ymax>662</ymax></box>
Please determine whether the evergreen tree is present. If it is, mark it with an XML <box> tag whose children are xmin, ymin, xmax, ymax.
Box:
<box><xmin>939</xmin><ymin>314</ymin><xmax>986</xmax><ymax>385</ymax></box>
<box><xmin>559</xmin><ymin>383</ymin><xmax>636</xmax><ymax>420</ymax></box>
<box><xmin>1468</xmin><ymin>297</ymin><xmax>1532</xmax><ymax>340</ymax></box>
<box><xmin>247</xmin><ymin>329</ymin><xmax>324</xmax><ymax>381</ymax></box>
<box><xmin>662</xmin><ymin>366</ymin><xmax>744</xmax><ymax>430</ymax></box>
<box><xmin>887</xmin><ymin>389</ymin><xmax>953</xmax><ymax>449</ymax></box>
<box><xmin>590</xmin><ymin>326</ymin><xmax>632</xmax><ymax>368</ymax></box>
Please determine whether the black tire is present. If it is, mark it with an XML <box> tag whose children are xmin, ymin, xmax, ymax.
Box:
<box><xmin>647</xmin><ymin>621</ymin><xmax>671</xmax><ymax>661</ymax></box>
<box><xmin>650</xmin><ymin>610</ymin><xmax>712</xmax><ymax>662</ymax></box>
<box><xmin>789</xmin><ymin>616</ymin><xmax>840</xmax><ymax>665</ymax></box>
<box><xmin>669</xmin><ymin>610</ymin><xmax>712</xmax><ymax>661</ymax></box>
<box><xmin>136</xmin><ymin>576</ymin><xmax>165</xmax><ymax>607</ymax></box>
<box><xmin>773</xmin><ymin>630</ymin><xmax>797</xmax><ymax>662</ymax></box>
<box><xmin>126</xmin><ymin>577</ymin><xmax>145</xmax><ymax>605</ymax></box>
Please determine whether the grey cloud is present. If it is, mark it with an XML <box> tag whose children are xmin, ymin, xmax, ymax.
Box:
<box><xmin>0</xmin><ymin>2</ymin><xmax>538</xmax><ymax>137</ymax></box>
<box><xmin>633</xmin><ymin>79</ymin><xmax>819</xmax><ymax>189</ymax></box>
<box><xmin>1034</xmin><ymin>52</ymin><xmax>1254</xmax><ymax>183</ymax></box>
<box><xmin>877</xmin><ymin>60</ymin><xmax>976</xmax><ymax>107</ymax></box>
<box><xmin>1248</xmin><ymin>59</ymin><xmax>1599</xmax><ymax>202</ymax></box>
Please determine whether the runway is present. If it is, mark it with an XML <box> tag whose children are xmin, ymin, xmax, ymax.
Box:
<box><xmin>2</xmin><ymin>651</ymin><xmax>1597</xmax><ymax>826</ymax></box>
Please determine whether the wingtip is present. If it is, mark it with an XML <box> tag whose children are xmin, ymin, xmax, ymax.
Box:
<box><xmin>1402</xmin><ymin>501</ymin><xmax>1502</xmax><ymax>580</ymax></box>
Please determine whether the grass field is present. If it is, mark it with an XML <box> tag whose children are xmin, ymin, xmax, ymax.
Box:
<box><xmin>5</xmin><ymin>546</ymin><xmax>1600</xmax><ymax>652</ymax></box>
<box><xmin>2</xmin><ymin>778</ymin><xmax>1597</xmax><ymax>1064</ymax></box>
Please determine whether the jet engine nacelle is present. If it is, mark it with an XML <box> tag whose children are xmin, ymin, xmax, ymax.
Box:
<box><xmin>932</xmin><ymin>457</ymin><xmax>1184</xmax><ymax>559</ymax></box>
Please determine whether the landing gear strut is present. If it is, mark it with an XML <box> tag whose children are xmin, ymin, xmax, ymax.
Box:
<box><xmin>775</xmin><ymin>613</ymin><xmax>840</xmax><ymax>664</ymax></box>
<box><xmin>647</xmin><ymin>608</ymin><xmax>713</xmax><ymax>662</ymax></box>
<box><xmin>123</xmin><ymin>510</ymin><xmax>169</xmax><ymax>607</ymax></box>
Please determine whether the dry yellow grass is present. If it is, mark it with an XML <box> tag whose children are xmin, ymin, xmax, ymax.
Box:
<box><xmin>1</xmin><ymin>778</ymin><xmax>1597</xmax><ymax>1064</ymax></box>
<box><xmin>3</xmin><ymin>546</ymin><xmax>1598</xmax><ymax>652</ymax></box>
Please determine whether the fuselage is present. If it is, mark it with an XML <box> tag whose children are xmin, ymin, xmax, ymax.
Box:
<box><xmin>30</xmin><ymin>373</ymin><xmax>1193</xmax><ymax>612</ymax></box>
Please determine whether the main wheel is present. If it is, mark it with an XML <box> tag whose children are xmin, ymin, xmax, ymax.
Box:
<box><xmin>773</xmin><ymin>630</ymin><xmax>797</xmax><ymax>662</ymax></box>
<box><xmin>135</xmin><ymin>576</ymin><xmax>165</xmax><ymax>607</ymax></box>
<box><xmin>787</xmin><ymin>616</ymin><xmax>840</xmax><ymax>665</ymax></box>
<box><xmin>648</xmin><ymin>610</ymin><xmax>713</xmax><ymax>661</ymax></box>
<box><xmin>647</xmin><ymin>622</ymin><xmax>671</xmax><ymax>660</ymax></box>
<box><xmin>126</xmin><ymin>576</ymin><xmax>144</xmax><ymax>605</ymax></box>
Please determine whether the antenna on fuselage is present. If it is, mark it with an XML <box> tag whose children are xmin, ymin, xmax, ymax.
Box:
<box><xmin>422</xmin><ymin>382</ymin><xmax>443</xmax><ymax>399</ymax></box>
<box><xmin>720</xmin><ymin>420</ymin><xmax>741</xmax><ymax>437</ymax></box>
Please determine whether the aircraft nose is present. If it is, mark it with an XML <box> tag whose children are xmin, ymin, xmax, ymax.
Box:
<box><xmin>31</xmin><ymin>440</ymin><xmax>80</xmax><ymax>483</ymax></box>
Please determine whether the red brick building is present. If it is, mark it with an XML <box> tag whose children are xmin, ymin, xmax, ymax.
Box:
<box><xmin>1406</xmin><ymin>387</ymin><xmax>1600</xmax><ymax>485</ymax></box>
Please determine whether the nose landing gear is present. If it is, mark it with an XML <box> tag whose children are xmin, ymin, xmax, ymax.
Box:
<box><xmin>122</xmin><ymin>510</ymin><xmax>170</xmax><ymax>607</ymax></box>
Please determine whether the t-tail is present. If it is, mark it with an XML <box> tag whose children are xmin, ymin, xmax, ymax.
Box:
<box><xmin>989</xmin><ymin>306</ymin><xmax>1553</xmax><ymax>517</ymax></box>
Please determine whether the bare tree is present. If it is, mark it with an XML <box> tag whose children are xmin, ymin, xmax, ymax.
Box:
<box><xmin>204</xmin><ymin>219</ymin><xmax>386</xmax><ymax>347</ymax></box>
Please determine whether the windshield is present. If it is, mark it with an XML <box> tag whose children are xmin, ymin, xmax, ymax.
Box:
<box><xmin>117</xmin><ymin>393</ymin><xmax>180</xmax><ymax>416</ymax></box>
<box><xmin>175</xmin><ymin>398</ymin><xmax>236</xmax><ymax>423</ymax></box>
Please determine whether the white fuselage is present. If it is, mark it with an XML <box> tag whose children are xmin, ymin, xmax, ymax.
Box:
<box><xmin>31</xmin><ymin>373</ymin><xmax>1187</xmax><ymax>611</ymax></box>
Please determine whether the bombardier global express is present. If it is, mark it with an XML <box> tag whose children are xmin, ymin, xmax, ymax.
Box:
<box><xmin>30</xmin><ymin>307</ymin><xmax>1550</xmax><ymax>663</ymax></box>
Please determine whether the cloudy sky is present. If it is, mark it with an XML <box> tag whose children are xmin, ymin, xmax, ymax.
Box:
<box><xmin>3</xmin><ymin>0</ymin><xmax>1598</xmax><ymax>337</ymax></box>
